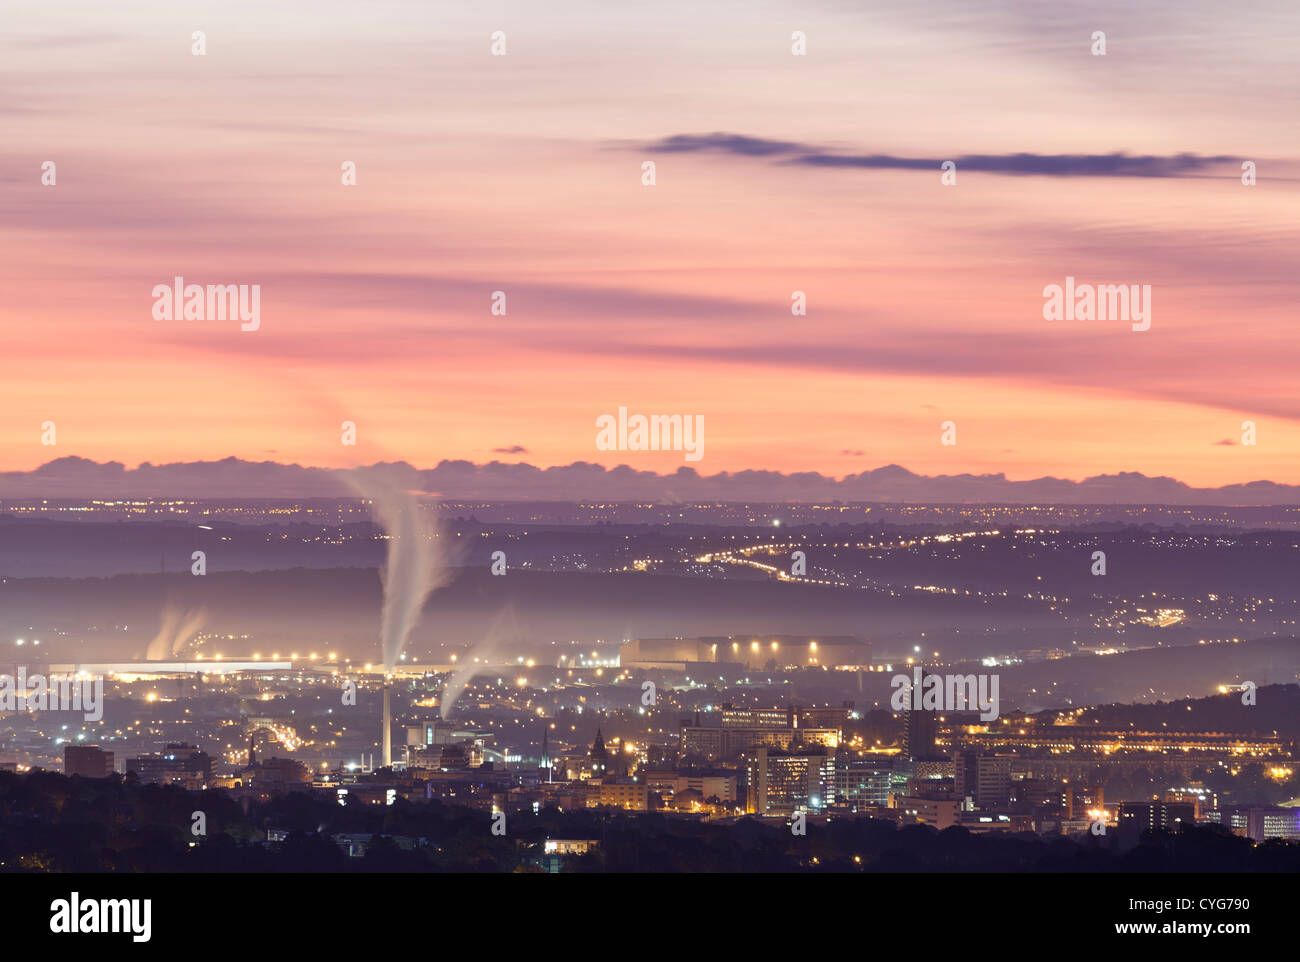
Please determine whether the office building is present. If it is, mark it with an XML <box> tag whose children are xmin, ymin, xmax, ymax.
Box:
<box><xmin>64</xmin><ymin>744</ymin><xmax>114</xmax><ymax>778</ymax></box>
<box><xmin>126</xmin><ymin>744</ymin><xmax>213</xmax><ymax>791</ymax></box>
<box><xmin>744</xmin><ymin>746</ymin><xmax>830</xmax><ymax>815</ymax></box>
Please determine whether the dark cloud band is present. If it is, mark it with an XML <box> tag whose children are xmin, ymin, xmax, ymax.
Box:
<box><xmin>642</xmin><ymin>132</ymin><xmax>1233</xmax><ymax>177</ymax></box>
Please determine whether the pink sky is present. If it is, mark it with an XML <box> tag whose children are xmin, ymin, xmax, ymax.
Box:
<box><xmin>2</xmin><ymin>1</ymin><xmax>1298</xmax><ymax>486</ymax></box>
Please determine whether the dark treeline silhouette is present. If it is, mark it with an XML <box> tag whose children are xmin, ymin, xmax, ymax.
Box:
<box><xmin>1</xmin><ymin>770</ymin><xmax>1296</xmax><ymax>872</ymax></box>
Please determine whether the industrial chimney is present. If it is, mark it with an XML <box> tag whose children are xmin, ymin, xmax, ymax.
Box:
<box><xmin>381</xmin><ymin>681</ymin><xmax>392</xmax><ymax>768</ymax></box>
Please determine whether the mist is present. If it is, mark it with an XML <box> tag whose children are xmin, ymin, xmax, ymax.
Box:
<box><xmin>440</xmin><ymin>605</ymin><xmax>524</xmax><ymax>719</ymax></box>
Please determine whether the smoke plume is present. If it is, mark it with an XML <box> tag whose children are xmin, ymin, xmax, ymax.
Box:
<box><xmin>440</xmin><ymin>605</ymin><xmax>524</xmax><ymax>719</ymax></box>
<box><xmin>144</xmin><ymin>606</ymin><xmax>207</xmax><ymax>660</ymax></box>
<box><xmin>342</xmin><ymin>466</ymin><xmax>452</xmax><ymax>673</ymax></box>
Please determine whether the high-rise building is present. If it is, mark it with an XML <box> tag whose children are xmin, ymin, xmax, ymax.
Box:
<box><xmin>1163</xmin><ymin>785</ymin><xmax>1216</xmax><ymax>819</ymax></box>
<box><xmin>744</xmin><ymin>745</ymin><xmax>829</xmax><ymax>815</ymax></box>
<box><xmin>1009</xmin><ymin>778</ymin><xmax>1069</xmax><ymax>814</ymax></box>
<box><xmin>902</xmin><ymin>671</ymin><xmax>939</xmax><ymax>761</ymax></box>
<box><xmin>1247</xmin><ymin>807</ymin><xmax>1300</xmax><ymax>840</ymax></box>
<box><xmin>64</xmin><ymin>744</ymin><xmax>114</xmax><ymax>778</ymax></box>
<box><xmin>954</xmin><ymin>750</ymin><xmax>1013</xmax><ymax>808</ymax></box>
<box><xmin>1117</xmin><ymin>802</ymin><xmax>1195</xmax><ymax>833</ymax></box>
<box><xmin>720</xmin><ymin>706</ymin><xmax>795</xmax><ymax>728</ymax></box>
<box><xmin>828</xmin><ymin>751</ymin><xmax>891</xmax><ymax>811</ymax></box>
<box><xmin>796</xmin><ymin>703</ymin><xmax>854</xmax><ymax>731</ymax></box>
<box><xmin>126</xmin><ymin>744</ymin><xmax>213</xmax><ymax>790</ymax></box>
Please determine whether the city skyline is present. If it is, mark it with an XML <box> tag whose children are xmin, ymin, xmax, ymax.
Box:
<box><xmin>2</xmin><ymin>0</ymin><xmax>1298</xmax><ymax>925</ymax></box>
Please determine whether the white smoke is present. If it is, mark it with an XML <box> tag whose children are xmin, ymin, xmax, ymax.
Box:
<box><xmin>343</xmin><ymin>466</ymin><xmax>452</xmax><ymax>673</ymax></box>
<box><xmin>440</xmin><ymin>605</ymin><xmax>523</xmax><ymax>719</ymax></box>
<box><xmin>170</xmin><ymin>608</ymin><xmax>207</xmax><ymax>657</ymax></box>
<box><xmin>144</xmin><ymin>606</ymin><xmax>207</xmax><ymax>660</ymax></box>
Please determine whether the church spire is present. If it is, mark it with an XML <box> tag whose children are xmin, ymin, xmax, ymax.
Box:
<box><xmin>590</xmin><ymin>727</ymin><xmax>608</xmax><ymax>775</ymax></box>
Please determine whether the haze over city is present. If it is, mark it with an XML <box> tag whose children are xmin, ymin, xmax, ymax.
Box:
<box><xmin>1</xmin><ymin>1</ymin><xmax>1296</xmax><ymax>944</ymax></box>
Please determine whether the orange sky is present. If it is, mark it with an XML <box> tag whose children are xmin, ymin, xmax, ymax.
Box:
<box><xmin>2</xmin><ymin>1</ymin><xmax>1298</xmax><ymax>486</ymax></box>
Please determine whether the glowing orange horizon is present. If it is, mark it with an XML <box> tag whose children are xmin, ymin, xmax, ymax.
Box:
<box><xmin>2</xmin><ymin>3</ymin><xmax>1297</xmax><ymax>488</ymax></box>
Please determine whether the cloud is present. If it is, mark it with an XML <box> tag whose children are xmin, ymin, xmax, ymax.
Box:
<box><xmin>4</xmin><ymin>457</ymin><xmax>1300</xmax><ymax>505</ymax></box>
<box><xmin>1214</xmin><ymin>439</ymin><xmax>1236</xmax><ymax>446</ymax></box>
<box><xmin>493</xmin><ymin>445</ymin><xmax>529</xmax><ymax>454</ymax></box>
<box><xmin>646</xmin><ymin>133</ymin><xmax>808</xmax><ymax>157</ymax></box>
<box><xmin>640</xmin><ymin>132</ymin><xmax>1235</xmax><ymax>177</ymax></box>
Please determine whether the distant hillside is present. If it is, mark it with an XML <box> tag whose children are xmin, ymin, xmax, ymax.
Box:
<box><xmin>4</xmin><ymin>456</ymin><xmax>1300</xmax><ymax>504</ymax></box>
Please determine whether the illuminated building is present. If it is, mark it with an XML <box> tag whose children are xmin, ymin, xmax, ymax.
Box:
<box><xmin>681</xmin><ymin>705</ymin><xmax>841</xmax><ymax>762</ymax></box>
<box><xmin>954</xmin><ymin>750</ymin><xmax>1012</xmax><ymax>808</ymax></box>
<box><xmin>586</xmin><ymin>782</ymin><xmax>649</xmax><ymax>811</ymax></box>
<box><xmin>946</xmin><ymin>727</ymin><xmax>1285</xmax><ymax>757</ymax></box>
<box><xmin>620</xmin><ymin>635</ymin><xmax>870</xmax><ymax>670</ymax></box>
<box><xmin>1207</xmin><ymin>806</ymin><xmax>1300</xmax><ymax>840</ymax></box>
<box><xmin>1117</xmin><ymin>802</ymin><xmax>1195</xmax><ymax>833</ymax></box>
<box><xmin>721</xmin><ymin>706</ymin><xmax>795</xmax><ymax>728</ymax></box>
<box><xmin>409</xmin><ymin>743</ymin><xmax>471</xmax><ymax>771</ymax></box>
<box><xmin>1164</xmin><ymin>784</ymin><xmax>1217</xmax><ymax>819</ymax></box>
<box><xmin>544</xmin><ymin>839</ymin><xmax>597</xmax><ymax>855</ymax></box>
<box><xmin>828</xmin><ymin>753</ymin><xmax>892</xmax><ymax>811</ymax></box>
<box><xmin>49</xmin><ymin>660</ymin><xmax>291</xmax><ymax>679</ymax></box>
<box><xmin>957</xmin><ymin>812</ymin><xmax>1035</xmax><ymax>833</ymax></box>
<box><xmin>744</xmin><ymin>746</ymin><xmax>830</xmax><ymax>815</ymax></box>
<box><xmin>639</xmin><ymin>770</ymin><xmax>739</xmax><ymax>804</ymax></box>
<box><xmin>589</xmin><ymin>728</ymin><xmax>610</xmax><ymax>778</ymax></box>
<box><xmin>126</xmin><ymin>744</ymin><xmax>213</xmax><ymax>791</ymax></box>
<box><xmin>532</xmin><ymin>839</ymin><xmax>600</xmax><ymax>873</ymax></box>
<box><xmin>797</xmin><ymin>704</ymin><xmax>855</xmax><ymax>730</ymax></box>
<box><xmin>895</xmin><ymin>795</ymin><xmax>961</xmax><ymax>829</ymax></box>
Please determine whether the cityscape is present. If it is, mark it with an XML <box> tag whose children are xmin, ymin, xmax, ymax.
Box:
<box><xmin>3</xmin><ymin>0</ymin><xmax>1296</xmax><ymax>944</ymax></box>
<box><xmin>2</xmin><ymin>492</ymin><xmax>1298</xmax><ymax>878</ymax></box>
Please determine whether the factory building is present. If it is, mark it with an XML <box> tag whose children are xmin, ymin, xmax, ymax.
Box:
<box><xmin>620</xmin><ymin>635</ymin><xmax>870</xmax><ymax>671</ymax></box>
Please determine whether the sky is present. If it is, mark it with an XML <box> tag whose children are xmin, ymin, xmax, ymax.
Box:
<box><xmin>2</xmin><ymin>0</ymin><xmax>1298</xmax><ymax>487</ymax></box>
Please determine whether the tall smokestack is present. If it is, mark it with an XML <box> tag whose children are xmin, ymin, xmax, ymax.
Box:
<box><xmin>382</xmin><ymin>682</ymin><xmax>392</xmax><ymax>768</ymax></box>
